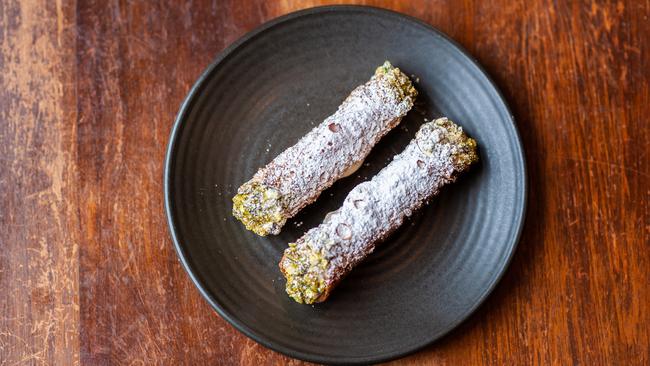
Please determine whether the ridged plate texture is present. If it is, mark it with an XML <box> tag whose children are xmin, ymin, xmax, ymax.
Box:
<box><xmin>164</xmin><ymin>5</ymin><xmax>527</xmax><ymax>364</ymax></box>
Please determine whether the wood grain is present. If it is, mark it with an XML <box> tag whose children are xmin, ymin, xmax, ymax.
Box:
<box><xmin>1</xmin><ymin>0</ymin><xmax>648</xmax><ymax>365</ymax></box>
<box><xmin>0</xmin><ymin>0</ymin><xmax>79</xmax><ymax>365</ymax></box>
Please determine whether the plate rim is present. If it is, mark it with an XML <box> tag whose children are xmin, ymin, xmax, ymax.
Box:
<box><xmin>163</xmin><ymin>4</ymin><xmax>528</xmax><ymax>364</ymax></box>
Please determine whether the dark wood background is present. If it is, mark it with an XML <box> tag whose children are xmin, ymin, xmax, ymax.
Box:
<box><xmin>1</xmin><ymin>0</ymin><xmax>648</xmax><ymax>364</ymax></box>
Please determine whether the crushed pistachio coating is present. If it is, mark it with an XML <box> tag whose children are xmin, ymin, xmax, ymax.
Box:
<box><xmin>281</xmin><ymin>242</ymin><xmax>329</xmax><ymax>304</ymax></box>
<box><xmin>375</xmin><ymin>61</ymin><xmax>418</xmax><ymax>102</ymax></box>
<box><xmin>232</xmin><ymin>181</ymin><xmax>285</xmax><ymax>236</ymax></box>
<box><xmin>416</xmin><ymin>117</ymin><xmax>479</xmax><ymax>170</ymax></box>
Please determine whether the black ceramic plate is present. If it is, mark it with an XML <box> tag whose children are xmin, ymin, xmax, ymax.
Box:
<box><xmin>164</xmin><ymin>5</ymin><xmax>526</xmax><ymax>364</ymax></box>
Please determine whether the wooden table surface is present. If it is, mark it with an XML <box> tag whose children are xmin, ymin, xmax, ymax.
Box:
<box><xmin>1</xmin><ymin>0</ymin><xmax>648</xmax><ymax>364</ymax></box>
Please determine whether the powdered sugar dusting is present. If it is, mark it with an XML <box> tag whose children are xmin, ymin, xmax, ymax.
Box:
<box><xmin>253</xmin><ymin>68</ymin><xmax>414</xmax><ymax>217</ymax></box>
<box><xmin>291</xmin><ymin>118</ymin><xmax>477</xmax><ymax>288</ymax></box>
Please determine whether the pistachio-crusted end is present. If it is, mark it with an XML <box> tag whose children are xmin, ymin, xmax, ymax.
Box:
<box><xmin>232</xmin><ymin>181</ymin><xmax>285</xmax><ymax>236</ymax></box>
<box><xmin>280</xmin><ymin>242</ymin><xmax>329</xmax><ymax>304</ymax></box>
<box><xmin>433</xmin><ymin>118</ymin><xmax>479</xmax><ymax>170</ymax></box>
<box><xmin>416</xmin><ymin>117</ymin><xmax>479</xmax><ymax>171</ymax></box>
<box><xmin>374</xmin><ymin>61</ymin><xmax>418</xmax><ymax>102</ymax></box>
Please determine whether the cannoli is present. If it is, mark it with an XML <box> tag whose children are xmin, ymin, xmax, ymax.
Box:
<box><xmin>279</xmin><ymin>118</ymin><xmax>478</xmax><ymax>304</ymax></box>
<box><xmin>233</xmin><ymin>62</ymin><xmax>417</xmax><ymax>236</ymax></box>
